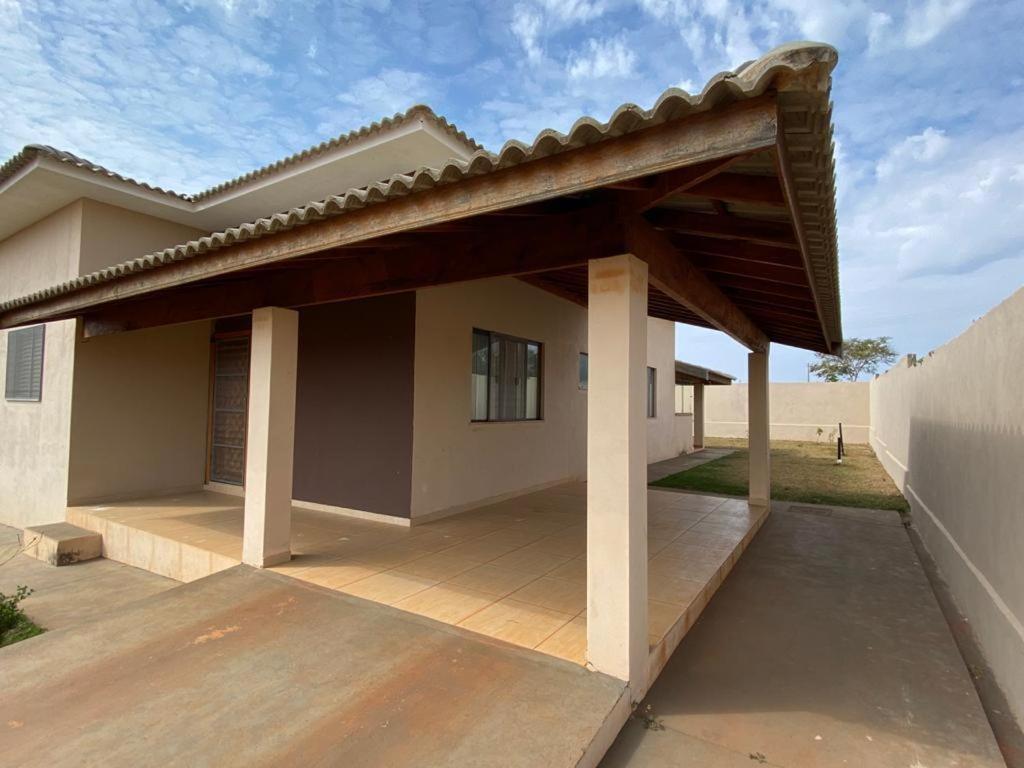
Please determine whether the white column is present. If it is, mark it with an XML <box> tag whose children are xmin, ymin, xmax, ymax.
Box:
<box><xmin>243</xmin><ymin>307</ymin><xmax>298</xmax><ymax>568</ymax></box>
<box><xmin>693</xmin><ymin>383</ymin><xmax>705</xmax><ymax>449</ymax></box>
<box><xmin>748</xmin><ymin>347</ymin><xmax>771</xmax><ymax>506</ymax></box>
<box><xmin>586</xmin><ymin>253</ymin><xmax>648</xmax><ymax>694</ymax></box>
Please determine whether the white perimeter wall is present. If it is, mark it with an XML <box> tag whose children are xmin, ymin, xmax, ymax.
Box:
<box><xmin>706</xmin><ymin>381</ymin><xmax>870</xmax><ymax>443</ymax></box>
<box><xmin>410</xmin><ymin>277</ymin><xmax>680</xmax><ymax>519</ymax></box>
<box><xmin>870</xmin><ymin>287</ymin><xmax>1024</xmax><ymax>722</ymax></box>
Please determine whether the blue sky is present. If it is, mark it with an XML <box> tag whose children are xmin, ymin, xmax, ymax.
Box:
<box><xmin>2</xmin><ymin>0</ymin><xmax>1022</xmax><ymax>381</ymax></box>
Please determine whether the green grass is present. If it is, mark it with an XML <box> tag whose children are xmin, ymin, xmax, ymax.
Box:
<box><xmin>0</xmin><ymin>615</ymin><xmax>44</xmax><ymax>648</ymax></box>
<box><xmin>653</xmin><ymin>437</ymin><xmax>909</xmax><ymax>512</ymax></box>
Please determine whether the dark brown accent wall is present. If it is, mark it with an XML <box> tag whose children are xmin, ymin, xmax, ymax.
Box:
<box><xmin>292</xmin><ymin>294</ymin><xmax>416</xmax><ymax>518</ymax></box>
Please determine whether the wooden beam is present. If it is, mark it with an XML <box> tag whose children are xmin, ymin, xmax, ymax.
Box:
<box><xmin>688</xmin><ymin>253</ymin><xmax>809</xmax><ymax>286</ymax></box>
<box><xmin>623</xmin><ymin>216</ymin><xmax>768</xmax><ymax>352</ymax></box>
<box><xmin>674</xmin><ymin>173</ymin><xmax>787</xmax><ymax>208</ymax></box>
<box><xmin>619</xmin><ymin>155</ymin><xmax>745</xmax><ymax>211</ymax></box>
<box><xmin>1</xmin><ymin>96</ymin><xmax>778</xmax><ymax>329</ymax></box>
<box><xmin>646</xmin><ymin>209</ymin><xmax>798</xmax><ymax>248</ymax></box>
<box><xmin>82</xmin><ymin>208</ymin><xmax>623</xmax><ymax>337</ymax></box>
<box><xmin>775</xmin><ymin>122</ymin><xmax>832</xmax><ymax>351</ymax></box>
<box><xmin>667</xmin><ymin>234</ymin><xmax>804</xmax><ymax>267</ymax></box>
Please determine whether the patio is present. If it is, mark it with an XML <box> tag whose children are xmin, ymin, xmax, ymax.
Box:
<box><xmin>68</xmin><ymin>484</ymin><xmax>766</xmax><ymax>674</ymax></box>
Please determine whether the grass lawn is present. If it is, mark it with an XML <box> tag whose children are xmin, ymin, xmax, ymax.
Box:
<box><xmin>652</xmin><ymin>437</ymin><xmax>909</xmax><ymax>511</ymax></box>
<box><xmin>0</xmin><ymin>615</ymin><xmax>44</xmax><ymax>648</ymax></box>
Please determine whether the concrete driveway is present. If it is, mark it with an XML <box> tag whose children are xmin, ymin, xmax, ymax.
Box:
<box><xmin>1</xmin><ymin>565</ymin><xmax>624</xmax><ymax>768</ymax></box>
<box><xmin>602</xmin><ymin>502</ymin><xmax>1006</xmax><ymax>768</ymax></box>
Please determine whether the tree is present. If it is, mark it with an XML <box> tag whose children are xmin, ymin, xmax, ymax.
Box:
<box><xmin>809</xmin><ymin>337</ymin><xmax>897</xmax><ymax>382</ymax></box>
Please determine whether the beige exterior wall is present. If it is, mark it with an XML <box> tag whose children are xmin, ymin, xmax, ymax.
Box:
<box><xmin>0</xmin><ymin>200</ymin><xmax>208</xmax><ymax>527</ymax></box>
<box><xmin>409</xmin><ymin>277</ymin><xmax>680</xmax><ymax>520</ymax></box>
<box><xmin>0</xmin><ymin>204</ymin><xmax>84</xmax><ymax>528</ymax></box>
<box><xmin>705</xmin><ymin>381</ymin><xmax>870</xmax><ymax>443</ymax></box>
<box><xmin>870</xmin><ymin>287</ymin><xmax>1024</xmax><ymax>722</ymax></box>
<box><xmin>67</xmin><ymin>321</ymin><xmax>211</xmax><ymax>504</ymax></box>
<box><xmin>410</xmin><ymin>278</ymin><xmax>589</xmax><ymax>519</ymax></box>
<box><xmin>646</xmin><ymin>318</ymin><xmax>682</xmax><ymax>463</ymax></box>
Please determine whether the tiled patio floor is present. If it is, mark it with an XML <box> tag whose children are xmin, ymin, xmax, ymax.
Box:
<box><xmin>68</xmin><ymin>484</ymin><xmax>766</xmax><ymax>668</ymax></box>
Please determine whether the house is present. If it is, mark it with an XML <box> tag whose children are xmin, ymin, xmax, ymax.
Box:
<box><xmin>0</xmin><ymin>41</ymin><xmax>841</xmax><ymax>703</ymax></box>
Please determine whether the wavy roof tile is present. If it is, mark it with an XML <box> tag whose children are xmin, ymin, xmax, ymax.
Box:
<box><xmin>0</xmin><ymin>42</ymin><xmax>840</xmax><ymax>337</ymax></box>
<box><xmin>0</xmin><ymin>105</ymin><xmax>482</xmax><ymax>203</ymax></box>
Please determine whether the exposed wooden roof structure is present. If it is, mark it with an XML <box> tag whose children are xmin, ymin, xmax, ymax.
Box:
<box><xmin>0</xmin><ymin>42</ymin><xmax>842</xmax><ymax>355</ymax></box>
<box><xmin>675</xmin><ymin>361</ymin><xmax>734</xmax><ymax>386</ymax></box>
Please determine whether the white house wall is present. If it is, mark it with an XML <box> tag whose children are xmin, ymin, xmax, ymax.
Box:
<box><xmin>409</xmin><ymin>277</ymin><xmax>681</xmax><ymax>521</ymax></box>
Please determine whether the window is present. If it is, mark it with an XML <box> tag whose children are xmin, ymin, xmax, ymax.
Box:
<box><xmin>647</xmin><ymin>366</ymin><xmax>657</xmax><ymax>418</ymax></box>
<box><xmin>578</xmin><ymin>352</ymin><xmax>588</xmax><ymax>390</ymax></box>
<box><xmin>5</xmin><ymin>325</ymin><xmax>45</xmax><ymax>402</ymax></box>
<box><xmin>471</xmin><ymin>329</ymin><xmax>541</xmax><ymax>421</ymax></box>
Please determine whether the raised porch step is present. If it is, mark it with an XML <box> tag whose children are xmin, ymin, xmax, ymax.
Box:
<box><xmin>67</xmin><ymin>507</ymin><xmax>239</xmax><ymax>583</ymax></box>
<box><xmin>22</xmin><ymin>522</ymin><xmax>102</xmax><ymax>566</ymax></box>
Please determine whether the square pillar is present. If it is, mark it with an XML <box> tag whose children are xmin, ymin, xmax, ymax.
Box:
<box><xmin>243</xmin><ymin>307</ymin><xmax>298</xmax><ymax>568</ymax></box>
<box><xmin>747</xmin><ymin>347</ymin><xmax>770</xmax><ymax>506</ymax></box>
<box><xmin>586</xmin><ymin>254</ymin><xmax>648</xmax><ymax>694</ymax></box>
<box><xmin>693</xmin><ymin>383</ymin><xmax>705</xmax><ymax>449</ymax></box>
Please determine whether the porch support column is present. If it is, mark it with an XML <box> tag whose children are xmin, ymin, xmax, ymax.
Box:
<box><xmin>243</xmin><ymin>306</ymin><xmax>298</xmax><ymax>568</ymax></box>
<box><xmin>693</xmin><ymin>383</ymin><xmax>706</xmax><ymax>450</ymax></box>
<box><xmin>747</xmin><ymin>347</ymin><xmax>771</xmax><ymax>506</ymax></box>
<box><xmin>587</xmin><ymin>253</ymin><xmax>648</xmax><ymax>695</ymax></box>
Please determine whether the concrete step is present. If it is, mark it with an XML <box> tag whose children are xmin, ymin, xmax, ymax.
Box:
<box><xmin>66</xmin><ymin>508</ymin><xmax>239</xmax><ymax>583</ymax></box>
<box><xmin>22</xmin><ymin>523</ymin><xmax>102</xmax><ymax>566</ymax></box>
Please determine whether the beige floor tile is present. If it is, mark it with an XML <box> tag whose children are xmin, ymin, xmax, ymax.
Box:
<box><xmin>489</xmin><ymin>546</ymin><xmax>572</xmax><ymax>576</ymax></box>
<box><xmin>459</xmin><ymin>598</ymin><xmax>573</xmax><ymax>649</ymax></box>
<box><xmin>676</xmin><ymin>530</ymin><xmax>738</xmax><ymax>552</ymax></box>
<box><xmin>393</xmin><ymin>584</ymin><xmax>495</xmax><ymax>624</ymax></box>
<box><xmin>535</xmin><ymin>616</ymin><xmax>587</xmax><ymax>664</ymax></box>
<box><xmin>439</xmin><ymin>535</ymin><xmax>528</xmax><ymax>563</ymax></box>
<box><xmin>351</xmin><ymin>542</ymin><xmax>438</xmax><ymax>569</ymax></box>
<box><xmin>444</xmin><ymin>564</ymin><xmax>540</xmax><ymax>597</ymax></box>
<box><xmin>546</xmin><ymin>555</ymin><xmax>586</xmax><ymax>583</ymax></box>
<box><xmin>392</xmin><ymin>551</ymin><xmax>481</xmax><ymax>581</ymax></box>
<box><xmin>648</xmin><ymin>599</ymin><xmax>685</xmax><ymax>641</ymax></box>
<box><xmin>510</xmin><ymin>576</ymin><xmax>586</xmax><ymax>615</ymax></box>
<box><xmin>291</xmin><ymin>560</ymin><xmax>382</xmax><ymax>589</ymax></box>
<box><xmin>647</xmin><ymin>568</ymin><xmax>704</xmax><ymax>607</ymax></box>
<box><xmin>340</xmin><ymin>570</ymin><xmax>438</xmax><ymax>604</ymax></box>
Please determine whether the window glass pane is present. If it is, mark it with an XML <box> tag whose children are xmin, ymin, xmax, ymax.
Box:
<box><xmin>5</xmin><ymin>325</ymin><xmax>45</xmax><ymax>402</ymax></box>
<box><xmin>578</xmin><ymin>352</ymin><xmax>588</xmax><ymax>390</ymax></box>
<box><xmin>472</xmin><ymin>329</ymin><xmax>542</xmax><ymax>422</ymax></box>
<box><xmin>525</xmin><ymin>343</ymin><xmax>540</xmax><ymax>419</ymax></box>
<box><xmin>647</xmin><ymin>366</ymin><xmax>657</xmax><ymax>418</ymax></box>
<box><xmin>471</xmin><ymin>330</ymin><xmax>489</xmax><ymax>420</ymax></box>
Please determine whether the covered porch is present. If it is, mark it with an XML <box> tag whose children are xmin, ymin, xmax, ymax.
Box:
<box><xmin>68</xmin><ymin>483</ymin><xmax>766</xmax><ymax>682</ymax></box>
<box><xmin>3</xmin><ymin>43</ymin><xmax>842</xmax><ymax>701</ymax></box>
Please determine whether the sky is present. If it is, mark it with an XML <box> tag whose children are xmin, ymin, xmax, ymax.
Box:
<box><xmin>1</xmin><ymin>0</ymin><xmax>1022</xmax><ymax>381</ymax></box>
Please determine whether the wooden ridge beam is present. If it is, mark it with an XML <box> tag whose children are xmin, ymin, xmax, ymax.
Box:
<box><xmin>674</xmin><ymin>173</ymin><xmax>787</xmax><ymax>208</ymax></box>
<box><xmin>623</xmin><ymin>215</ymin><xmax>768</xmax><ymax>352</ymax></box>
<box><xmin>2</xmin><ymin>96</ymin><xmax>778</xmax><ymax>329</ymax></box>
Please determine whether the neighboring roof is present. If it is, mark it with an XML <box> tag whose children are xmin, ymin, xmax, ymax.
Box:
<box><xmin>675</xmin><ymin>360</ymin><xmax>735</xmax><ymax>386</ymax></box>
<box><xmin>0</xmin><ymin>105</ymin><xmax>482</xmax><ymax>204</ymax></box>
<box><xmin>0</xmin><ymin>42</ymin><xmax>839</xmax><ymax>324</ymax></box>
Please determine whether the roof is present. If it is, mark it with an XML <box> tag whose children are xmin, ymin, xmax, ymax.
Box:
<box><xmin>675</xmin><ymin>360</ymin><xmax>735</xmax><ymax>386</ymax></box>
<box><xmin>0</xmin><ymin>105</ymin><xmax>482</xmax><ymax>203</ymax></box>
<box><xmin>0</xmin><ymin>42</ymin><xmax>842</xmax><ymax>355</ymax></box>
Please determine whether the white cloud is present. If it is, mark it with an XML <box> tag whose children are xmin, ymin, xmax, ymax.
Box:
<box><xmin>875</xmin><ymin>127</ymin><xmax>950</xmax><ymax>179</ymax></box>
<box><xmin>511</xmin><ymin>4</ymin><xmax>544</xmax><ymax>63</ymax></box>
<box><xmin>869</xmin><ymin>0</ymin><xmax>973</xmax><ymax>52</ymax></box>
<box><xmin>567</xmin><ymin>36</ymin><xmax>637</xmax><ymax>81</ymax></box>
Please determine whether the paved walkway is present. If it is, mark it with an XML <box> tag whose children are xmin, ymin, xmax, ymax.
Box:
<box><xmin>647</xmin><ymin>447</ymin><xmax>734</xmax><ymax>483</ymax></box>
<box><xmin>602</xmin><ymin>501</ymin><xmax>1006</xmax><ymax>768</ymax></box>
<box><xmin>0</xmin><ymin>524</ymin><xmax>175</xmax><ymax>631</ymax></box>
<box><xmin>1</xmin><ymin>565</ymin><xmax>624</xmax><ymax>768</ymax></box>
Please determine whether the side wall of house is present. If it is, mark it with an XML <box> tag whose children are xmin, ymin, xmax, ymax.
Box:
<box><xmin>293</xmin><ymin>295</ymin><xmax>416</xmax><ymax>519</ymax></box>
<box><xmin>67</xmin><ymin>321</ymin><xmax>211</xmax><ymax>503</ymax></box>
<box><xmin>870</xmin><ymin>287</ymin><xmax>1024</xmax><ymax>723</ymax></box>
<box><xmin>705</xmin><ymin>381</ymin><xmax>870</xmax><ymax>443</ymax></box>
<box><xmin>0</xmin><ymin>203</ymin><xmax>83</xmax><ymax>528</ymax></box>
<box><xmin>409</xmin><ymin>277</ymin><xmax>680</xmax><ymax>520</ymax></box>
<box><xmin>646</xmin><ymin>318</ymin><xmax>686</xmax><ymax>461</ymax></box>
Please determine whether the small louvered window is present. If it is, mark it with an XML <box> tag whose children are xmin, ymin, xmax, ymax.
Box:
<box><xmin>5</xmin><ymin>325</ymin><xmax>45</xmax><ymax>402</ymax></box>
